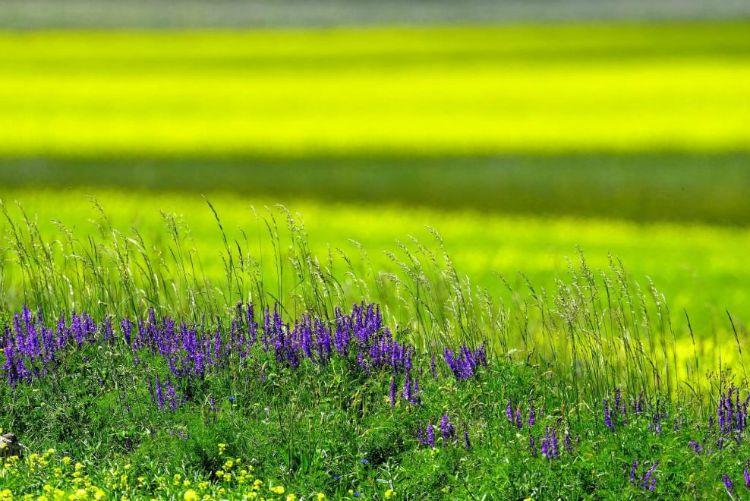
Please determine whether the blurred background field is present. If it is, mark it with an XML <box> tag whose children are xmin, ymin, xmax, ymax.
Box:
<box><xmin>0</xmin><ymin>3</ymin><xmax>749</xmax><ymax>340</ymax></box>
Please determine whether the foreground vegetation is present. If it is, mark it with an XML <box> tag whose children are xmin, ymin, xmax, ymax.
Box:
<box><xmin>1</xmin><ymin>270</ymin><xmax>749</xmax><ymax>499</ymax></box>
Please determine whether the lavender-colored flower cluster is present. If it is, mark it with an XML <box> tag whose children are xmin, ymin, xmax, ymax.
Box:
<box><xmin>443</xmin><ymin>345</ymin><xmax>487</xmax><ymax>381</ymax></box>
<box><xmin>540</xmin><ymin>426</ymin><xmax>559</xmax><ymax>460</ymax></box>
<box><xmin>2</xmin><ymin>307</ymin><xmax>106</xmax><ymax>386</ymax></box>
<box><xmin>629</xmin><ymin>460</ymin><xmax>658</xmax><ymax>491</ymax></box>
<box><xmin>417</xmin><ymin>413</ymin><xmax>458</xmax><ymax>448</ymax></box>
<box><xmin>148</xmin><ymin>375</ymin><xmax>182</xmax><ymax>411</ymax></box>
<box><xmin>2</xmin><ymin>303</ymin><xmax>491</xmax><ymax>415</ymax></box>
<box><xmin>716</xmin><ymin>385</ymin><xmax>749</xmax><ymax>436</ymax></box>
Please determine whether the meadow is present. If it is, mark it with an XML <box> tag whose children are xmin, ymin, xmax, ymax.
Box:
<box><xmin>1</xmin><ymin>19</ymin><xmax>750</xmax><ymax>499</ymax></box>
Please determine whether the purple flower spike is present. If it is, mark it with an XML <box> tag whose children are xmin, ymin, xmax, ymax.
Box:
<box><xmin>629</xmin><ymin>460</ymin><xmax>638</xmax><ymax>484</ymax></box>
<box><xmin>642</xmin><ymin>462</ymin><xmax>658</xmax><ymax>491</ymax></box>
<box><xmin>426</xmin><ymin>424</ymin><xmax>435</xmax><ymax>448</ymax></box>
<box><xmin>723</xmin><ymin>474</ymin><xmax>734</xmax><ymax>493</ymax></box>
<box><xmin>439</xmin><ymin>414</ymin><xmax>455</xmax><ymax>441</ymax></box>
<box><xmin>603</xmin><ymin>399</ymin><xmax>613</xmax><ymax>430</ymax></box>
<box><xmin>688</xmin><ymin>440</ymin><xmax>702</xmax><ymax>453</ymax></box>
<box><xmin>505</xmin><ymin>401</ymin><xmax>513</xmax><ymax>422</ymax></box>
<box><xmin>515</xmin><ymin>406</ymin><xmax>523</xmax><ymax>429</ymax></box>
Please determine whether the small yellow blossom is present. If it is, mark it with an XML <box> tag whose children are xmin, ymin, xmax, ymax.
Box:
<box><xmin>270</xmin><ymin>485</ymin><xmax>285</xmax><ymax>495</ymax></box>
<box><xmin>316</xmin><ymin>494</ymin><xmax>326</xmax><ymax>501</ymax></box>
<box><xmin>218</xmin><ymin>443</ymin><xmax>227</xmax><ymax>455</ymax></box>
<box><xmin>384</xmin><ymin>489</ymin><xmax>394</xmax><ymax>499</ymax></box>
<box><xmin>183</xmin><ymin>490</ymin><xmax>198</xmax><ymax>501</ymax></box>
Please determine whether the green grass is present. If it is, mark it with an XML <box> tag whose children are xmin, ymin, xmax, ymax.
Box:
<box><xmin>2</xmin><ymin>187</ymin><xmax>749</xmax><ymax>335</ymax></box>
<box><xmin>1</xmin><ymin>22</ymin><xmax>750</xmax><ymax>156</ymax></box>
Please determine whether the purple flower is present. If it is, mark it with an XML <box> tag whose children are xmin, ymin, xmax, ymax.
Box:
<box><xmin>629</xmin><ymin>460</ymin><xmax>638</xmax><ymax>484</ymax></box>
<box><xmin>744</xmin><ymin>468</ymin><xmax>750</xmax><ymax>489</ymax></box>
<box><xmin>688</xmin><ymin>440</ymin><xmax>702</xmax><ymax>453</ymax></box>
<box><xmin>426</xmin><ymin>424</ymin><xmax>435</xmax><ymax>448</ymax></box>
<box><xmin>540</xmin><ymin>426</ymin><xmax>559</xmax><ymax>460</ymax></box>
<box><xmin>528</xmin><ymin>405</ymin><xmax>536</xmax><ymax>426</ymax></box>
<box><xmin>723</xmin><ymin>474</ymin><xmax>734</xmax><ymax>493</ymax></box>
<box><xmin>603</xmin><ymin>399</ymin><xmax>613</xmax><ymax>430</ymax></box>
<box><xmin>505</xmin><ymin>401</ymin><xmax>513</xmax><ymax>422</ymax></box>
<box><xmin>515</xmin><ymin>406</ymin><xmax>523</xmax><ymax>429</ymax></box>
<box><xmin>642</xmin><ymin>462</ymin><xmax>658</xmax><ymax>491</ymax></box>
<box><xmin>439</xmin><ymin>414</ymin><xmax>455</xmax><ymax>441</ymax></box>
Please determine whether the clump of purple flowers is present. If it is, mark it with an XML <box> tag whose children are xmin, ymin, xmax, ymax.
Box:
<box><xmin>440</xmin><ymin>413</ymin><xmax>456</xmax><ymax>441</ymax></box>
<box><xmin>630</xmin><ymin>460</ymin><xmax>658</xmax><ymax>491</ymax></box>
<box><xmin>1</xmin><ymin>302</ymin><xmax>443</xmax><ymax>411</ymax></box>
<box><xmin>418</xmin><ymin>414</ymin><xmax>457</xmax><ymax>448</ymax></box>
<box><xmin>417</xmin><ymin>423</ymin><xmax>436</xmax><ymax>448</ymax></box>
<box><xmin>716</xmin><ymin>385</ymin><xmax>749</xmax><ymax>436</ymax></box>
<box><xmin>148</xmin><ymin>375</ymin><xmax>182</xmax><ymax>411</ymax></box>
<box><xmin>540</xmin><ymin>426</ymin><xmax>559</xmax><ymax>460</ymax></box>
<box><xmin>645</xmin><ymin>462</ymin><xmax>657</xmax><ymax>491</ymax></box>
<box><xmin>443</xmin><ymin>344</ymin><xmax>487</xmax><ymax>381</ymax></box>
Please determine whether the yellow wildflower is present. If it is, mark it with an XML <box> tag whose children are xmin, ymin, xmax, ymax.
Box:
<box><xmin>270</xmin><ymin>485</ymin><xmax>285</xmax><ymax>495</ymax></box>
<box><xmin>183</xmin><ymin>490</ymin><xmax>198</xmax><ymax>501</ymax></box>
<box><xmin>385</xmin><ymin>489</ymin><xmax>394</xmax><ymax>499</ymax></box>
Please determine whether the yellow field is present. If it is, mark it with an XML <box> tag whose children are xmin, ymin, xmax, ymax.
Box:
<box><xmin>1</xmin><ymin>22</ymin><xmax>749</xmax><ymax>156</ymax></box>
